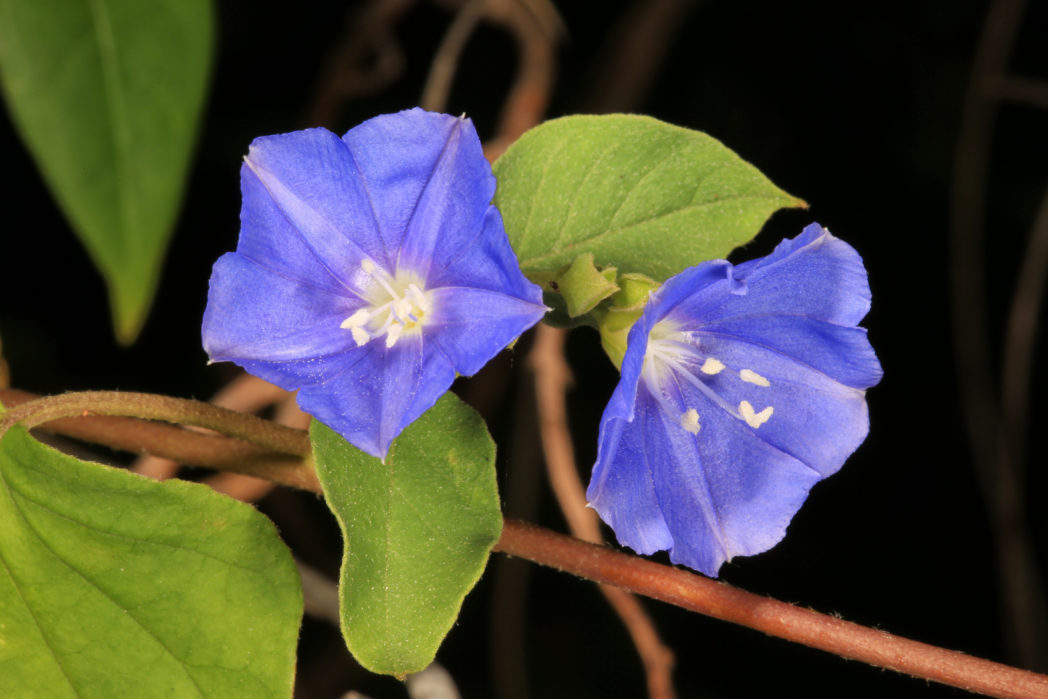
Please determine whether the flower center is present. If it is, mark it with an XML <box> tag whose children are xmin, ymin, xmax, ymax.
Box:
<box><xmin>340</xmin><ymin>259</ymin><xmax>433</xmax><ymax>349</ymax></box>
<box><xmin>642</xmin><ymin>319</ymin><xmax>774</xmax><ymax>432</ymax></box>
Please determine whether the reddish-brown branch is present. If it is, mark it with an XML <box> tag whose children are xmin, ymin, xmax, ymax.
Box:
<box><xmin>0</xmin><ymin>389</ymin><xmax>318</xmax><ymax>492</ymax></box>
<box><xmin>495</xmin><ymin>519</ymin><xmax>1048</xmax><ymax>699</ymax></box>
<box><xmin>3</xmin><ymin>387</ymin><xmax>1046</xmax><ymax>695</ymax></box>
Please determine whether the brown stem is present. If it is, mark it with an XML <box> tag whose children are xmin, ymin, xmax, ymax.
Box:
<box><xmin>0</xmin><ymin>390</ymin><xmax>309</xmax><ymax>456</ymax></box>
<box><xmin>495</xmin><ymin>519</ymin><xmax>1048</xmax><ymax>699</ymax></box>
<box><xmin>0</xmin><ymin>389</ymin><xmax>318</xmax><ymax>492</ymax></box>
<box><xmin>6</xmin><ymin>388</ymin><xmax>1046</xmax><ymax>695</ymax></box>
<box><xmin>529</xmin><ymin>324</ymin><xmax>676</xmax><ymax>699</ymax></box>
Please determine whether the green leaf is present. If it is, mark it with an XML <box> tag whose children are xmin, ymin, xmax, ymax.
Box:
<box><xmin>0</xmin><ymin>423</ymin><xmax>302</xmax><ymax>697</ymax></box>
<box><xmin>0</xmin><ymin>0</ymin><xmax>213</xmax><ymax>343</ymax></box>
<box><xmin>492</xmin><ymin>114</ymin><xmax>805</xmax><ymax>285</ymax></box>
<box><xmin>312</xmin><ymin>393</ymin><xmax>502</xmax><ymax>677</ymax></box>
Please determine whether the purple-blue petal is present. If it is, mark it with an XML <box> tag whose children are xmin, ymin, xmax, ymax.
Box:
<box><xmin>676</xmin><ymin>224</ymin><xmax>872</xmax><ymax>327</ymax></box>
<box><xmin>341</xmin><ymin>109</ymin><xmax>494</xmax><ymax>282</ymax></box>
<box><xmin>427</xmin><ymin>287</ymin><xmax>547</xmax><ymax>375</ymax></box>
<box><xmin>646</xmin><ymin>385</ymin><xmax>822</xmax><ymax>574</ymax></box>
<box><xmin>297</xmin><ymin>336</ymin><xmax>456</xmax><ymax>458</ymax></box>
<box><xmin>202</xmin><ymin>252</ymin><xmax>357</xmax><ymax>368</ymax></box>
<box><xmin>244</xmin><ymin>128</ymin><xmax>387</xmax><ymax>292</ymax></box>
<box><xmin>429</xmin><ymin>207</ymin><xmax>542</xmax><ymax>302</ymax></box>
<box><xmin>205</xmin><ymin>110</ymin><xmax>545</xmax><ymax>459</ymax></box>
<box><xmin>587</xmin><ymin>224</ymin><xmax>881</xmax><ymax>577</ymax></box>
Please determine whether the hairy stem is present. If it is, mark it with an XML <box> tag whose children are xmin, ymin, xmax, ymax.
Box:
<box><xmin>5</xmin><ymin>389</ymin><xmax>1046</xmax><ymax>696</ymax></box>
<box><xmin>0</xmin><ymin>390</ymin><xmax>309</xmax><ymax>455</ymax></box>
<box><xmin>495</xmin><ymin>519</ymin><xmax>1048</xmax><ymax>699</ymax></box>
<box><xmin>0</xmin><ymin>389</ymin><xmax>318</xmax><ymax>491</ymax></box>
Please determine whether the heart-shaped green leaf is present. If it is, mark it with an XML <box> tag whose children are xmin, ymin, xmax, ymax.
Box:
<box><xmin>0</xmin><ymin>0</ymin><xmax>213</xmax><ymax>343</ymax></box>
<box><xmin>492</xmin><ymin>114</ymin><xmax>804</xmax><ymax>287</ymax></box>
<box><xmin>0</xmin><ymin>422</ymin><xmax>302</xmax><ymax>697</ymax></box>
<box><xmin>312</xmin><ymin>393</ymin><xmax>502</xmax><ymax>677</ymax></box>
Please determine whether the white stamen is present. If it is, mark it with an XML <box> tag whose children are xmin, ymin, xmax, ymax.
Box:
<box><xmin>680</xmin><ymin>408</ymin><xmax>701</xmax><ymax>434</ymax></box>
<box><xmin>385</xmin><ymin>323</ymin><xmax>404</xmax><ymax>348</ymax></box>
<box><xmin>407</xmin><ymin>284</ymin><xmax>431</xmax><ymax>313</ymax></box>
<box><xmin>340</xmin><ymin>308</ymin><xmax>371</xmax><ymax>329</ymax></box>
<box><xmin>343</xmin><ymin>261</ymin><xmax>433</xmax><ymax>348</ymax></box>
<box><xmin>739</xmin><ymin>369</ymin><xmax>770</xmax><ymax>387</ymax></box>
<box><xmin>700</xmin><ymin>358</ymin><xmax>725</xmax><ymax>375</ymax></box>
<box><xmin>350</xmin><ymin>327</ymin><xmax>370</xmax><ymax>347</ymax></box>
<box><xmin>739</xmin><ymin>400</ymin><xmax>773</xmax><ymax>428</ymax></box>
<box><xmin>392</xmin><ymin>297</ymin><xmax>413</xmax><ymax>321</ymax></box>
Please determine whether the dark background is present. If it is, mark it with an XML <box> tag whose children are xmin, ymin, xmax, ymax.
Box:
<box><xmin>2</xmin><ymin>1</ymin><xmax>1047</xmax><ymax>697</ymax></box>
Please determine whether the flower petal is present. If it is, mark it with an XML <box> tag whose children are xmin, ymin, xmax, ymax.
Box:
<box><xmin>588</xmin><ymin>391</ymin><xmax>675</xmax><ymax>556</ymax></box>
<box><xmin>683</xmin><ymin>329</ymin><xmax>873</xmax><ymax>476</ymax></box>
<box><xmin>587</xmin><ymin>224</ymin><xmax>881</xmax><ymax>577</ymax></box>
<box><xmin>672</xmin><ymin>225</ymin><xmax>872</xmax><ymax>327</ymax></box>
<box><xmin>341</xmin><ymin>109</ymin><xmax>495</xmax><ymax>282</ymax></box>
<box><xmin>429</xmin><ymin>207</ymin><xmax>545</xmax><ymax>302</ymax></box>
<box><xmin>245</xmin><ymin>127</ymin><xmax>386</xmax><ymax>291</ymax></box>
<box><xmin>426</xmin><ymin>286</ymin><xmax>547</xmax><ymax>375</ymax></box>
<box><xmin>647</xmin><ymin>383</ymin><xmax>822</xmax><ymax>575</ymax></box>
<box><xmin>202</xmin><ymin>253</ymin><xmax>356</xmax><ymax>369</ymax></box>
<box><xmin>296</xmin><ymin>335</ymin><xmax>456</xmax><ymax>459</ymax></box>
<box><xmin>697</xmin><ymin>316</ymin><xmax>882</xmax><ymax>390</ymax></box>
<box><xmin>234</xmin><ymin>160</ymin><xmax>346</xmax><ymax>296</ymax></box>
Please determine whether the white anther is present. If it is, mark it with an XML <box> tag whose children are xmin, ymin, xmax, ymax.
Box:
<box><xmin>407</xmin><ymin>284</ymin><xmax>431</xmax><ymax>313</ymax></box>
<box><xmin>392</xmin><ymin>297</ymin><xmax>413</xmax><ymax>320</ymax></box>
<box><xmin>340</xmin><ymin>308</ymin><xmax>371</xmax><ymax>329</ymax></box>
<box><xmin>680</xmin><ymin>408</ymin><xmax>701</xmax><ymax>434</ymax></box>
<box><xmin>739</xmin><ymin>400</ymin><xmax>773</xmax><ymax>428</ymax></box>
<box><xmin>700</xmin><ymin>358</ymin><xmax>725</xmax><ymax>375</ymax></box>
<box><xmin>350</xmin><ymin>327</ymin><xmax>370</xmax><ymax>347</ymax></box>
<box><xmin>739</xmin><ymin>369</ymin><xmax>770</xmax><ymax>387</ymax></box>
<box><xmin>385</xmin><ymin>323</ymin><xmax>404</xmax><ymax>348</ymax></box>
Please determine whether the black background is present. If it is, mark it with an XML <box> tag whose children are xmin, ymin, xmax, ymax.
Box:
<box><xmin>2</xmin><ymin>1</ymin><xmax>1047</xmax><ymax>697</ymax></box>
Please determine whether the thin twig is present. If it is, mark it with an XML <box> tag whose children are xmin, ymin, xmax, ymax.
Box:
<box><xmin>482</xmin><ymin>0</ymin><xmax>561</xmax><ymax>160</ymax></box>
<box><xmin>420</xmin><ymin>0</ymin><xmax>486</xmax><ymax>112</ymax></box>
<box><xmin>949</xmin><ymin>0</ymin><xmax>1046</xmax><ymax>667</ymax></box>
<box><xmin>495</xmin><ymin>519</ymin><xmax>1048</xmax><ymax>699</ymax></box>
<box><xmin>987</xmin><ymin>75</ymin><xmax>1048</xmax><ymax>110</ymax></box>
<box><xmin>530</xmin><ymin>324</ymin><xmax>676</xmax><ymax>699</ymax></box>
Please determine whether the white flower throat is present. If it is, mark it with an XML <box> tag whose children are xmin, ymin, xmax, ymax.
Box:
<box><xmin>340</xmin><ymin>259</ymin><xmax>433</xmax><ymax>349</ymax></box>
<box><xmin>642</xmin><ymin>320</ymin><xmax>774</xmax><ymax>434</ymax></box>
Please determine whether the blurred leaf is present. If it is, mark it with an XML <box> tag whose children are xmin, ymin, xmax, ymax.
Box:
<box><xmin>0</xmin><ymin>0</ymin><xmax>213</xmax><ymax>342</ymax></box>
<box><xmin>312</xmin><ymin>393</ymin><xmax>502</xmax><ymax>677</ymax></box>
<box><xmin>492</xmin><ymin>114</ymin><xmax>805</xmax><ymax>286</ymax></box>
<box><xmin>0</xmin><ymin>421</ymin><xmax>302</xmax><ymax>697</ymax></box>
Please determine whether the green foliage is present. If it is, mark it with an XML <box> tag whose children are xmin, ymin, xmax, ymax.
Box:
<box><xmin>0</xmin><ymin>423</ymin><xmax>302</xmax><ymax>697</ymax></box>
<box><xmin>492</xmin><ymin>114</ymin><xmax>804</xmax><ymax>340</ymax></box>
<box><xmin>312</xmin><ymin>393</ymin><xmax>502</xmax><ymax>677</ymax></box>
<box><xmin>0</xmin><ymin>0</ymin><xmax>213</xmax><ymax>343</ymax></box>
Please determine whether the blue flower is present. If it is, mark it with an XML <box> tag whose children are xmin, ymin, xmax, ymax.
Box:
<box><xmin>202</xmin><ymin>109</ymin><xmax>546</xmax><ymax>459</ymax></box>
<box><xmin>586</xmin><ymin>224</ymin><xmax>882</xmax><ymax>577</ymax></box>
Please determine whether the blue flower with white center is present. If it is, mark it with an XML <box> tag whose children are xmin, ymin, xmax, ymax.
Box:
<box><xmin>586</xmin><ymin>224</ymin><xmax>882</xmax><ymax>577</ymax></box>
<box><xmin>202</xmin><ymin>109</ymin><xmax>546</xmax><ymax>459</ymax></box>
